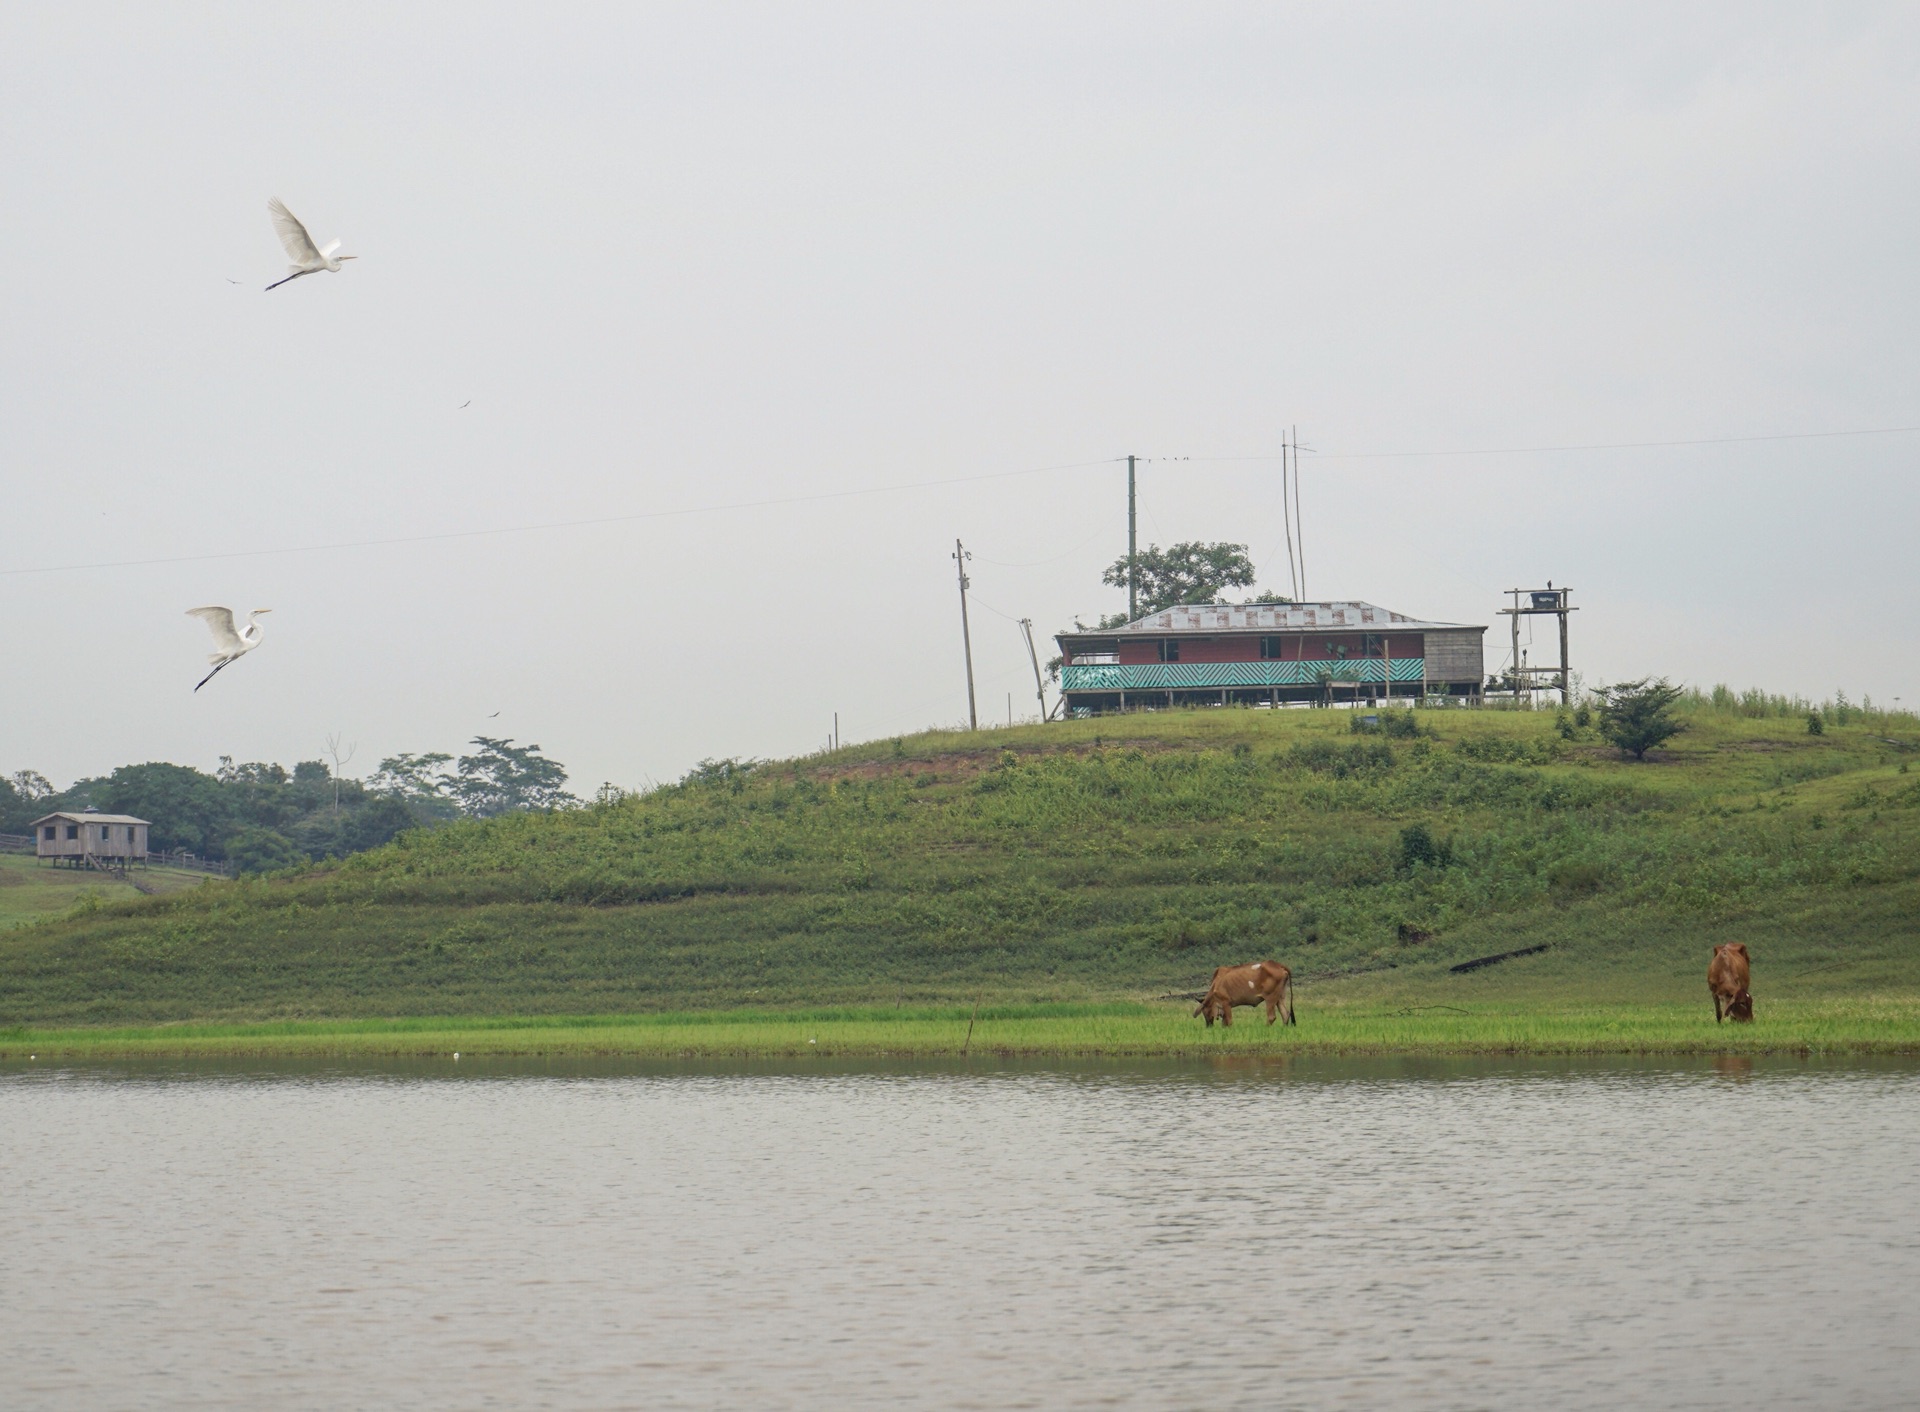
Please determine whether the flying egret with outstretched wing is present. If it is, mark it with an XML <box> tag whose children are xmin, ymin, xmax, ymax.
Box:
<box><xmin>187</xmin><ymin>607</ymin><xmax>272</xmax><ymax>691</ymax></box>
<box><xmin>265</xmin><ymin>198</ymin><xmax>356</xmax><ymax>291</ymax></box>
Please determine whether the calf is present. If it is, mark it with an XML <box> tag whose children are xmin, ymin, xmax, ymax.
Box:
<box><xmin>1195</xmin><ymin>961</ymin><xmax>1296</xmax><ymax>1027</ymax></box>
<box><xmin>1708</xmin><ymin>943</ymin><xmax>1753</xmax><ymax>1024</ymax></box>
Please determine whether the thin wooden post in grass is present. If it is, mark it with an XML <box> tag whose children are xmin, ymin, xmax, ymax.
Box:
<box><xmin>962</xmin><ymin>998</ymin><xmax>981</xmax><ymax>1056</ymax></box>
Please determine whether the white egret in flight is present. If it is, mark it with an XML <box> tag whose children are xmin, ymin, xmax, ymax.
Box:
<box><xmin>265</xmin><ymin>198</ymin><xmax>356</xmax><ymax>291</ymax></box>
<box><xmin>187</xmin><ymin>607</ymin><xmax>272</xmax><ymax>691</ymax></box>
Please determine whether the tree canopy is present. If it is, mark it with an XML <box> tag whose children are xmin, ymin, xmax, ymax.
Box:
<box><xmin>1102</xmin><ymin>541</ymin><xmax>1262</xmax><ymax>619</ymax></box>
<box><xmin>2</xmin><ymin>737</ymin><xmax>577</xmax><ymax>870</ymax></box>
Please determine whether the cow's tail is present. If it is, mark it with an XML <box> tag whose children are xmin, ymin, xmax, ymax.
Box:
<box><xmin>1282</xmin><ymin>971</ymin><xmax>1297</xmax><ymax>1026</ymax></box>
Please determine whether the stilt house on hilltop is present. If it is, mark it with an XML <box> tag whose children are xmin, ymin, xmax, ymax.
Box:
<box><xmin>31</xmin><ymin>810</ymin><xmax>151</xmax><ymax>868</ymax></box>
<box><xmin>1055</xmin><ymin>601</ymin><xmax>1486</xmax><ymax>714</ymax></box>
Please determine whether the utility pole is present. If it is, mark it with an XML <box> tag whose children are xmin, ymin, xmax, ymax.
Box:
<box><xmin>954</xmin><ymin>538</ymin><xmax>978</xmax><ymax>730</ymax></box>
<box><xmin>1019</xmin><ymin>617</ymin><xmax>1048</xmax><ymax>722</ymax></box>
<box><xmin>1127</xmin><ymin>453</ymin><xmax>1138</xmax><ymax>621</ymax></box>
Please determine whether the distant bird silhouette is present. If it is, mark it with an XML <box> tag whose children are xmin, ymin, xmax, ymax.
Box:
<box><xmin>265</xmin><ymin>198</ymin><xmax>357</xmax><ymax>291</ymax></box>
<box><xmin>487</xmin><ymin>711</ymin><xmax>500</xmax><ymax>718</ymax></box>
<box><xmin>187</xmin><ymin>606</ymin><xmax>271</xmax><ymax>691</ymax></box>
<box><xmin>459</xmin><ymin>400</ymin><xmax>472</xmax><ymax>409</ymax></box>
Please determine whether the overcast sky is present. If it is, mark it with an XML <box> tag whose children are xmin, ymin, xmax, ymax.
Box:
<box><xmin>5</xmin><ymin>2</ymin><xmax>1917</xmax><ymax>794</ymax></box>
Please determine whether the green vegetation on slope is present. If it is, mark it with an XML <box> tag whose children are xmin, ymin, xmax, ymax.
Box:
<box><xmin>0</xmin><ymin>855</ymin><xmax>214</xmax><ymax>931</ymax></box>
<box><xmin>3</xmin><ymin>703</ymin><xmax>1918</xmax><ymax>1026</ymax></box>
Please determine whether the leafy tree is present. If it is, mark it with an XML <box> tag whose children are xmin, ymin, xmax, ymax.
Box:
<box><xmin>0</xmin><ymin>770</ymin><xmax>55</xmax><ymax>832</ymax></box>
<box><xmin>1596</xmin><ymin>678</ymin><xmax>1688</xmax><ymax>760</ymax></box>
<box><xmin>224</xmin><ymin>826</ymin><xmax>307</xmax><ymax>874</ymax></box>
<box><xmin>1101</xmin><ymin>541</ymin><xmax>1259</xmax><ymax>619</ymax></box>
<box><xmin>285</xmin><ymin>794</ymin><xmax>408</xmax><ymax>860</ymax></box>
<box><xmin>96</xmin><ymin>762</ymin><xmax>235</xmax><ymax>854</ymax></box>
<box><xmin>445</xmin><ymin>737</ymin><xmax>577</xmax><ymax>818</ymax></box>
<box><xmin>216</xmin><ymin>757</ymin><xmax>308</xmax><ymax>832</ymax></box>
<box><xmin>370</xmin><ymin>752</ymin><xmax>458</xmax><ymax>822</ymax></box>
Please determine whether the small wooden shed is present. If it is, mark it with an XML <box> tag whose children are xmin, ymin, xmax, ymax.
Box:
<box><xmin>31</xmin><ymin>811</ymin><xmax>150</xmax><ymax>868</ymax></box>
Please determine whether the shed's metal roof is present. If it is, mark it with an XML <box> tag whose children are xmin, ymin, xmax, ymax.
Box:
<box><xmin>29</xmin><ymin>812</ymin><xmax>151</xmax><ymax>826</ymax></box>
<box><xmin>1058</xmin><ymin>601</ymin><xmax>1485</xmax><ymax>641</ymax></box>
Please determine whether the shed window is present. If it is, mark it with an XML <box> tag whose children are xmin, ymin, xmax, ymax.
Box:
<box><xmin>66</xmin><ymin>825</ymin><xmax>79</xmax><ymax>840</ymax></box>
<box><xmin>100</xmin><ymin>825</ymin><xmax>110</xmax><ymax>840</ymax></box>
<box><xmin>1157</xmin><ymin>639</ymin><xmax>1180</xmax><ymax>662</ymax></box>
<box><xmin>43</xmin><ymin>826</ymin><xmax>55</xmax><ymax>841</ymax></box>
<box><xmin>127</xmin><ymin>826</ymin><xmax>137</xmax><ymax>842</ymax></box>
<box><xmin>1362</xmin><ymin>633</ymin><xmax>1383</xmax><ymax>658</ymax></box>
<box><xmin>1260</xmin><ymin>637</ymin><xmax>1285</xmax><ymax>659</ymax></box>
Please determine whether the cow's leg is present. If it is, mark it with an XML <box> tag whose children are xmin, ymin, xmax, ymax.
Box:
<box><xmin>1221</xmin><ymin>1000</ymin><xmax>1233</xmax><ymax>1027</ymax></box>
<box><xmin>1713</xmin><ymin>990</ymin><xmax>1724</xmax><ymax>1024</ymax></box>
<box><xmin>1265</xmin><ymin>993</ymin><xmax>1278</xmax><ymax>1025</ymax></box>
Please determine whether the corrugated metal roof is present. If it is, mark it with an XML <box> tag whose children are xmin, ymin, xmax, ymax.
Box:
<box><xmin>29</xmin><ymin>812</ymin><xmax>151</xmax><ymax>826</ymax></box>
<box><xmin>1060</xmin><ymin>601</ymin><xmax>1485</xmax><ymax>639</ymax></box>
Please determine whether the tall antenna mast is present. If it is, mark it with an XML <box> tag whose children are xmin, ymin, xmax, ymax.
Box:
<box><xmin>1280</xmin><ymin>430</ymin><xmax>1299</xmax><ymax>600</ymax></box>
<box><xmin>1292</xmin><ymin>424</ymin><xmax>1307</xmax><ymax>599</ymax></box>
<box><xmin>1126</xmin><ymin>453</ymin><xmax>1139</xmax><ymax>621</ymax></box>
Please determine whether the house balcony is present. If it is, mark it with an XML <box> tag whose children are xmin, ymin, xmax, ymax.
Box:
<box><xmin>1060</xmin><ymin>659</ymin><xmax>1427</xmax><ymax>692</ymax></box>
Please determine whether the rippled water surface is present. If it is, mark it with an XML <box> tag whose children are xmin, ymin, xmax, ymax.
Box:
<box><xmin>4</xmin><ymin>1056</ymin><xmax>1916</xmax><ymax>1410</ymax></box>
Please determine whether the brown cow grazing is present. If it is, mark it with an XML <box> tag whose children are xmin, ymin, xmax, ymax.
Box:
<box><xmin>1195</xmin><ymin>961</ymin><xmax>1296</xmax><ymax>1027</ymax></box>
<box><xmin>1708</xmin><ymin>943</ymin><xmax>1753</xmax><ymax>1023</ymax></box>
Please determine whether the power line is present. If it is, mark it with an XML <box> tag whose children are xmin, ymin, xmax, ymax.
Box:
<box><xmin>0</xmin><ymin>456</ymin><xmax>1123</xmax><ymax>579</ymax></box>
<box><xmin>971</xmin><ymin>522</ymin><xmax>1111</xmax><ymax>568</ymax></box>
<box><xmin>1184</xmin><ymin>422</ymin><xmax>1920</xmax><ymax>463</ymax></box>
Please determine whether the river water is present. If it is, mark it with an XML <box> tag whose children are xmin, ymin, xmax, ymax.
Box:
<box><xmin>3</xmin><ymin>1056</ymin><xmax>1915</xmax><ymax>1410</ymax></box>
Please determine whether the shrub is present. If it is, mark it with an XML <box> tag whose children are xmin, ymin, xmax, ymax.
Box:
<box><xmin>1596</xmin><ymin>678</ymin><xmax>1687</xmax><ymax>760</ymax></box>
<box><xmin>225</xmin><ymin>826</ymin><xmax>307</xmax><ymax>874</ymax></box>
<box><xmin>1289</xmin><ymin>740</ymin><xmax>1396</xmax><ymax>776</ymax></box>
<box><xmin>1397</xmin><ymin>823</ymin><xmax>1453</xmax><ymax>871</ymax></box>
<box><xmin>1352</xmin><ymin>709</ymin><xmax>1423</xmax><ymax>738</ymax></box>
<box><xmin>1807</xmin><ymin>711</ymin><xmax>1825</xmax><ymax>736</ymax></box>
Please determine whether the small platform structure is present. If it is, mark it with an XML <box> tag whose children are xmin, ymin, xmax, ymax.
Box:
<box><xmin>31</xmin><ymin>811</ymin><xmax>151</xmax><ymax>870</ymax></box>
<box><xmin>1055</xmin><ymin>601</ymin><xmax>1486</xmax><ymax>715</ymax></box>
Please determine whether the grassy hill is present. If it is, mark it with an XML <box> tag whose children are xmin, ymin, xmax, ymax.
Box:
<box><xmin>0</xmin><ymin>854</ymin><xmax>217</xmax><ymax>931</ymax></box>
<box><xmin>3</xmin><ymin>702</ymin><xmax>1919</xmax><ymax>1029</ymax></box>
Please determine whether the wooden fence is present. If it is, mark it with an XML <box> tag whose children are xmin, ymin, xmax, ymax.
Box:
<box><xmin>0</xmin><ymin>834</ymin><xmax>234</xmax><ymax>877</ymax></box>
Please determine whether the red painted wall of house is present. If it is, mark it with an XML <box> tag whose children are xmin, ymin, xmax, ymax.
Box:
<box><xmin>1114</xmin><ymin>633</ymin><xmax>1425</xmax><ymax>664</ymax></box>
